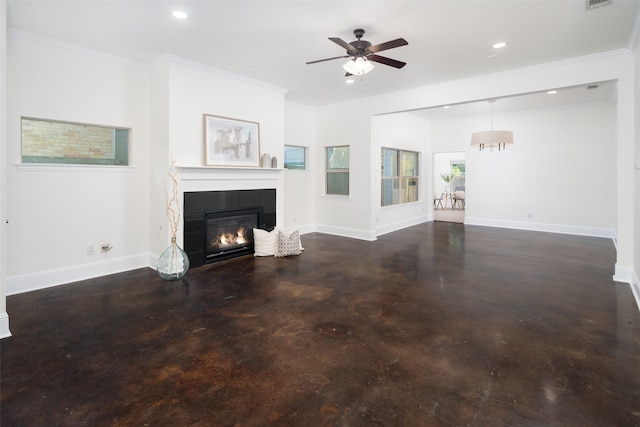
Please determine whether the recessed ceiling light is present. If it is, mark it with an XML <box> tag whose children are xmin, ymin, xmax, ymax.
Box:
<box><xmin>172</xmin><ymin>10</ymin><xmax>189</xmax><ymax>19</ymax></box>
<box><xmin>443</xmin><ymin>105</ymin><xmax>451</xmax><ymax>109</ymax></box>
<box><xmin>547</xmin><ymin>90</ymin><xmax>558</xmax><ymax>95</ymax></box>
<box><xmin>492</xmin><ymin>42</ymin><xmax>507</xmax><ymax>49</ymax></box>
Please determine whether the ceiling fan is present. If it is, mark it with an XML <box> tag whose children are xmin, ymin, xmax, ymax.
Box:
<box><xmin>306</xmin><ymin>28</ymin><xmax>408</xmax><ymax>76</ymax></box>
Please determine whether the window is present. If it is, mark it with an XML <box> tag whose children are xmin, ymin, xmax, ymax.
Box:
<box><xmin>450</xmin><ymin>161</ymin><xmax>466</xmax><ymax>175</ymax></box>
<box><xmin>21</xmin><ymin>117</ymin><xmax>130</xmax><ymax>166</ymax></box>
<box><xmin>284</xmin><ymin>145</ymin><xmax>307</xmax><ymax>170</ymax></box>
<box><xmin>326</xmin><ymin>146</ymin><xmax>349</xmax><ymax>195</ymax></box>
<box><xmin>448</xmin><ymin>160</ymin><xmax>466</xmax><ymax>190</ymax></box>
<box><xmin>381</xmin><ymin>148</ymin><xmax>419</xmax><ymax>206</ymax></box>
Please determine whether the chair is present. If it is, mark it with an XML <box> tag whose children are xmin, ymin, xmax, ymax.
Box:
<box><xmin>433</xmin><ymin>193</ymin><xmax>444</xmax><ymax>210</ymax></box>
<box><xmin>452</xmin><ymin>186</ymin><xmax>465</xmax><ymax>209</ymax></box>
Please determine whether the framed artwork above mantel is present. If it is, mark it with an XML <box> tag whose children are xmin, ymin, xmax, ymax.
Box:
<box><xmin>203</xmin><ymin>114</ymin><xmax>260</xmax><ymax>167</ymax></box>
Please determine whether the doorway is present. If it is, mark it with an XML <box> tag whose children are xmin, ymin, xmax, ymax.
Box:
<box><xmin>433</xmin><ymin>152</ymin><xmax>466</xmax><ymax>223</ymax></box>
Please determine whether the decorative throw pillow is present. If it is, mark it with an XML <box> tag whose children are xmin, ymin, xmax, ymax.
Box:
<box><xmin>275</xmin><ymin>228</ymin><xmax>302</xmax><ymax>257</ymax></box>
<box><xmin>253</xmin><ymin>228</ymin><xmax>277</xmax><ymax>257</ymax></box>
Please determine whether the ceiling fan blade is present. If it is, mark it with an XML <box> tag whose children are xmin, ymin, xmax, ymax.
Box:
<box><xmin>306</xmin><ymin>55</ymin><xmax>349</xmax><ymax>65</ymax></box>
<box><xmin>367</xmin><ymin>54</ymin><xmax>406</xmax><ymax>69</ymax></box>
<box><xmin>367</xmin><ymin>38</ymin><xmax>408</xmax><ymax>54</ymax></box>
<box><xmin>329</xmin><ymin>37</ymin><xmax>358</xmax><ymax>54</ymax></box>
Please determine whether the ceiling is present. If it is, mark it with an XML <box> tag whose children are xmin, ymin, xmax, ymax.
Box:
<box><xmin>6</xmin><ymin>0</ymin><xmax>640</xmax><ymax>111</ymax></box>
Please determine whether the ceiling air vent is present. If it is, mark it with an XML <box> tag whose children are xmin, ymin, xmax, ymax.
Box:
<box><xmin>586</xmin><ymin>0</ymin><xmax>613</xmax><ymax>10</ymax></box>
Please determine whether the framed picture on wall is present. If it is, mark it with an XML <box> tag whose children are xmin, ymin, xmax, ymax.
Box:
<box><xmin>203</xmin><ymin>114</ymin><xmax>260</xmax><ymax>167</ymax></box>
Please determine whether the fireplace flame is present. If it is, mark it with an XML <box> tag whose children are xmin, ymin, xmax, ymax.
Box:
<box><xmin>236</xmin><ymin>227</ymin><xmax>247</xmax><ymax>244</ymax></box>
<box><xmin>212</xmin><ymin>226</ymin><xmax>248</xmax><ymax>249</ymax></box>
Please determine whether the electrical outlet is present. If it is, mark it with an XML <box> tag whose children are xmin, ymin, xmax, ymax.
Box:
<box><xmin>100</xmin><ymin>244</ymin><xmax>113</xmax><ymax>253</ymax></box>
<box><xmin>86</xmin><ymin>245</ymin><xmax>96</xmax><ymax>256</ymax></box>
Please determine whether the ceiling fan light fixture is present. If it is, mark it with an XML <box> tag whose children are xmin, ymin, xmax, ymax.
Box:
<box><xmin>343</xmin><ymin>57</ymin><xmax>374</xmax><ymax>76</ymax></box>
<box><xmin>307</xmin><ymin>29</ymin><xmax>407</xmax><ymax>78</ymax></box>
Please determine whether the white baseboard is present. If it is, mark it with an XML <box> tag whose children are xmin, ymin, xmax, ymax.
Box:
<box><xmin>464</xmin><ymin>217</ymin><xmax>615</xmax><ymax>238</ymax></box>
<box><xmin>614</xmin><ymin>264</ymin><xmax>640</xmax><ymax>311</ymax></box>
<box><xmin>631</xmin><ymin>271</ymin><xmax>640</xmax><ymax>312</ymax></box>
<box><xmin>297</xmin><ymin>224</ymin><xmax>316</xmax><ymax>236</ymax></box>
<box><xmin>0</xmin><ymin>312</ymin><xmax>11</xmax><ymax>338</ymax></box>
<box><xmin>376</xmin><ymin>215</ymin><xmax>430</xmax><ymax>237</ymax></box>
<box><xmin>6</xmin><ymin>253</ymin><xmax>152</xmax><ymax>296</ymax></box>
<box><xmin>302</xmin><ymin>215</ymin><xmax>432</xmax><ymax>241</ymax></box>
<box><xmin>313</xmin><ymin>224</ymin><xmax>377</xmax><ymax>241</ymax></box>
<box><xmin>614</xmin><ymin>264</ymin><xmax>634</xmax><ymax>284</ymax></box>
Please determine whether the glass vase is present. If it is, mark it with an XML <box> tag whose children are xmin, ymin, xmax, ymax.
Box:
<box><xmin>157</xmin><ymin>237</ymin><xmax>190</xmax><ymax>281</ymax></box>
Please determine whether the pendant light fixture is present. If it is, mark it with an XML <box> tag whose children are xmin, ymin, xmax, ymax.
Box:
<box><xmin>471</xmin><ymin>99</ymin><xmax>514</xmax><ymax>151</ymax></box>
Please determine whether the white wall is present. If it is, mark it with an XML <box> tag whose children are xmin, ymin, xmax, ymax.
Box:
<box><xmin>0</xmin><ymin>0</ymin><xmax>9</xmax><ymax>337</ymax></box>
<box><xmin>149</xmin><ymin>58</ymin><xmax>171</xmax><ymax>258</ymax></box>
<box><xmin>1</xmin><ymin>29</ymin><xmax>637</xmax><ymax>318</ymax></box>
<box><xmin>633</xmin><ymin>41</ymin><xmax>640</xmax><ymax>301</ymax></box>
<box><xmin>611</xmin><ymin>57</ymin><xmax>635</xmax><ymax>279</ymax></box>
<box><xmin>314</xmin><ymin>52</ymin><xmax>634</xmax><ymax>282</ymax></box>
<box><xmin>3</xmin><ymin>35</ymin><xmax>291</xmax><ymax>298</ymax></box>
<box><xmin>371</xmin><ymin>112</ymin><xmax>430</xmax><ymax>235</ymax></box>
<box><xmin>430</xmin><ymin>102</ymin><xmax>616</xmax><ymax>235</ymax></box>
<box><xmin>283</xmin><ymin>101</ymin><xmax>316</xmax><ymax>233</ymax></box>
<box><xmin>148</xmin><ymin>56</ymin><xmax>288</xmax><ymax>255</ymax></box>
<box><xmin>164</xmin><ymin>56</ymin><xmax>287</xmax><ymax>168</ymax></box>
<box><xmin>5</xmin><ymin>32</ymin><xmax>151</xmax><ymax>294</ymax></box>
<box><xmin>314</xmin><ymin>104</ymin><xmax>375</xmax><ymax>240</ymax></box>
<box><xmin>313</xmin><ymin>106</ymin><xmax>432</xmax><ymax>240</ymax></box>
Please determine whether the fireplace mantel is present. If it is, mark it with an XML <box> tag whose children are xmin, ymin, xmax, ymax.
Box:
<box><xmin>175</xmin><ymin>166</ymin><xmax>283</xmax><ymax>253</ymax></box>
<box><xmin>179</xmin><ymin>166</ymin><xmax>282</xmax><ymax>181</ymax></box>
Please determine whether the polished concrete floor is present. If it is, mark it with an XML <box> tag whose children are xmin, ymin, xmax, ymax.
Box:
<box><xmin>2</xmin><ymin>222</ymin><xmax>639</xmax><ymax>426</ymax></box>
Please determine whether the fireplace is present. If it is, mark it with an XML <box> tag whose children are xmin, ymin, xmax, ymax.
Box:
<box><xmin>184</xmin><ymin>189</ymin><xmax>276</xmax><ymax>267</ymax></box>
<box><xmin>205</xmin><ymin>207</ymin><xmax>261</xmax><ymax>262</ymax></box>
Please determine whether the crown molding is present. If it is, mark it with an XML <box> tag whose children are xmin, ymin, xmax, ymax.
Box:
<box><xmin>7</xmin><ymin>29</ymin><xmax>290</xmax><ymax>96</ymax></box>
<box><xmin>7</xmin><ymin>29</ymin><xmax>149</xmax><ymax>68</ymax></box>
<box><xmin>152</xmin><ymin>53</ymin><xmax>289</xmax><ymax>95</ymax></box>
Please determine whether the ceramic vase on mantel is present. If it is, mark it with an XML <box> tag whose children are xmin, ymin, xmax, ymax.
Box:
<box><xmin>157</xmin><ymin>237</ymin><xmax>190</xmax><ymax>281</ymax></box>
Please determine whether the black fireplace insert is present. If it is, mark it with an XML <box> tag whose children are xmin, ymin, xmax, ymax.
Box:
<box><xmin>205</xmin><ymin>207</ymin><xmax>261</xmax><ymax>262</ymax></box>
<box><xmin>183</xmin><ymin>189</ymin><xmax>276</xmax><ymax>267</ymax></box>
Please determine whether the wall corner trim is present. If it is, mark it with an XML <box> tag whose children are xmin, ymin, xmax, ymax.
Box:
<box><xmin>614</xmin><ymin>265</ymin><xmax>640</xmax><ymax>312</ymax></box>
<box><xmin>0</xmin><ymin>312</ymin><xmax>11</xmax><ymax>339</ymax></box>
<box><xmin>376</xmin><ymin>215</ymin><xmax>430</xmax><ymax>237</ymax></box>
